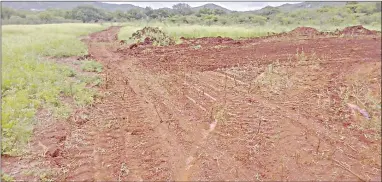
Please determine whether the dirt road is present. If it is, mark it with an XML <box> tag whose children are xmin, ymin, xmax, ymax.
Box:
<box><xmin>3</xmin><ymin>26</ymin><xmax>380</xmax><ymax>181</ymax></box>
<box><xmin>59</xmin><ymin>26</ymin><xmax>380</xmax><ymax>181</ymax></box>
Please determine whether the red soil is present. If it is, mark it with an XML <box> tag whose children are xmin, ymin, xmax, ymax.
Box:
<box><xmin>2</xmin><ymin>25</ymin><xmax>381</xmax><ymax>181</ymax></box>
<box><xmin>340</xmin><ymin>25</ymin><xmax>377</xmax><ymax>35</ymax></box>
<box><xmin>288</xmin><ymin>26</ymin><xmax>320</xmax><ymax>36</ymax></box>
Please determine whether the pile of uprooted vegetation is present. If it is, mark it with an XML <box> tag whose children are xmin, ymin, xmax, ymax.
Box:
<box><xmin>129</xmin><ymin>27</ymin><xmax>175</xmax><ymax>47</ymax></box>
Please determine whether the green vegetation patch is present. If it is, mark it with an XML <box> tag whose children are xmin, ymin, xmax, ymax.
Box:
<box><xmin>1</xmin><ymin>172</ymin><xmax>15</xmax><ymax>182</ymax></box>
<box><xmin>2</xmin><ymin>23</ymin><xmax>106</xmax><ymax>155</ymax></box>
<box><xmin>2</xmin><ymin>2</ymin><xmax>381</xmax><ymax>31</ymax></box>
<box><xmin>81</xmin><ymin>59</ymin><xmax>103</xmax><ymax>72</ymax></box>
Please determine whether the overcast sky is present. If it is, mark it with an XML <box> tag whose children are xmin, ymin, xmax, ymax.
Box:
<box><xmin>104</xmin><ymin>2</ymin><xmax>301</xmax><ymax>11</ymax></box>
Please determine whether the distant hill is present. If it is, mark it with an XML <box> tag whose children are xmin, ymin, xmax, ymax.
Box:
<box><xmin>1</xmin><ymin>2</ymin><xmax>143</xmax><ymax>11</ymax></box>
<box><xmin>2</xmin><ymin>2</ymin><xmax>231</xmax><ymax>13</ymax></box>
<box><xmin>247</xmin><ymin>2</ymin><xmax>372</xmax><ymax>14</ymax></box>
<box><xmin>192</xmin><ymin>3</ymin><xmax>231</xmax><ymax>13</ymax></box>
<box><xmin>2</xmin><ymin>1</ymin><xmax>366</xmax><ymax>12</ymax></box>
<box><xmin>92</xmin><ymin>2</ymin><xmax>142</xmax><ymax>11</ymax></box>
<box><xmin>276</xmin><ymin>2</ymin><xmax>347</xmax><ymax>11</ymax></box>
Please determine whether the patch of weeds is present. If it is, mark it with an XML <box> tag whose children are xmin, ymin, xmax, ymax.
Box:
<box><xmin>338</xmin><ymin>78</ymin><xmax>381</xmax><ymax>137</ymax></box>
<box><xmin>49</xmin><ymin>102</ymin><xmax>73</xmax><ymax>120</ymax></box>
<box><xmin>22</xmin><ymin>169</ymin><xmax>55</xmax><ymax>182</ymax></box>
<box><xmin>118</xmin><ymin>162</ymin><xmax>130</xmax><ymax>181</ymax></box>
<box><xmin>213</xmin><ymin>45</ymin><xmax>228</xmax><ymax>49</ymax></box>
<box><xmin>61</xmin><ymin>81</ymin><xmax>74</xmax><ymax>98</ymax></box>
<box><xmin>62</xmin><ymin>67</ymin><xmax>77</xmax><ymax>77</ymax></box>
<box><xmin>78</xmin><ymin>74</ymin><xmax>103</xmax><ymax>87</ymax></box>
<box><xmin>253</xmin><ymin>63</ymin><xmax>293</xmax><ymax>95</ymax></box>
<box><xmin>92</xmin><ymin>77</ymin><xmax>103</xmax><ymax>87</ymax></box>
<box><xmin>61</xmin><ymin>81</ymin><xmax>97</xmax><ymax>107</ymax></box>
<box><xmin>2</xmin><ymin>90</ymin><xmax>37</xmax><ymax>155</ymax></box>
<box><xmin>1</xmin><ymin>172</ymin><xmax>15</xmax><ymax>182</ymax></box>
<box><xmin>2</xmin><ymin>24</ymin><xmax>105</xmax><ymax>155</ymax></box>
<box><xmin>73</xmin><ymin>87</ymin><xmax>97</xmax><ymax>106</ymax></box>
<box><xmin>295</xmin><ymin>49</ymin><xmax>307</xmax><ymax>62</ymax></box>
<box><xmin>211</xmin><ymin>104</ymin><xmax>230</xmax><ymax>125</ymax></box>
<box><xmin>295</xmin><ymin>49</ymin><xmax>321</xmax><ymax>68</ymax></box>
<box><xmin>81</xmin><ymin>60</ymin><xmax>103</xmax><ymax>73</ymax></box>
<box><xmin>192</xmin><ymin>45</ymin><xmax>202</xmax><ymax>50</ymax></box>
<box><xmin>39</xmin><ymin>172</ymin><xmax>55</xmax><ymax>182</ymax></box>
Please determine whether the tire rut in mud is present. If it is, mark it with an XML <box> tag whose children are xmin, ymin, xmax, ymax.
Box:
<box><xmin>63</xmin><ymin>26</ymin><xmax>175</xmax><ymax>181</ymax></box>
<box><xmin>62</xmin><ymin>26</ymin><xmax>380</xmax><ymax>181</ymax></box>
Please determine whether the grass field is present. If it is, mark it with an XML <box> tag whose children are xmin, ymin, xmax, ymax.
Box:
<box><xmin>2</xmin><ymin>23</ymin><xmax>106</xmax><ymax>155</ymax></box>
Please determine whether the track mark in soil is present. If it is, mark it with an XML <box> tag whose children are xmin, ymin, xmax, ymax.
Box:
<box><xmin>57</xmin><ymin>26</ymin><xmax>381</xmax><ymax>181</ymax></box>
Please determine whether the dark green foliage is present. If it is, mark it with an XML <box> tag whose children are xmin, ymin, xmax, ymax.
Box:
<box><xmin>1</xmin><ymin>2</ymin><xmax>381</xmax><ymax>27</ymax></box>
<box><xmin>257</xmin><ymin>6</ymin><xmax>281</xmax><ymax>16</ymax></box>
<box><xmin>126</xmin><ymin>9</ymin><xmax>145</xmax><ymax>20</ymax></box>
<box><xmin>172</xmin><ymin>3</ymin><xmax>193</xmax><ymax>16</ymax></box>
<box><xmin>71</xmin><ymin>5</ymin><xmax>107</xmax><ymax>23</ymax></box>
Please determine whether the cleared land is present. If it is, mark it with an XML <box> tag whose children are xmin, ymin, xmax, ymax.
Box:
<box><xmin>2</xmin><ymin>25</ymin><xmax>381</xmax><ymax>181</ymax></box>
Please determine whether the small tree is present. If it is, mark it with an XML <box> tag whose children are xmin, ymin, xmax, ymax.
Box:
<box><xmin>172</xmin><ymin>3</ymin><xmax>193</xmax><ymax>16</ymax></box>
<box><xmin>127</xmin><ymin>9</ymin><xmax>145</xmax><ymax>20</ymax></box>
<box><xmin>214</xmin><ymin>9</ymin><xmax>226</xmax><ymax>15</ymax></box>
<box><xmin>1</xmin><ymin>7</ymin><xmax>16</xmax><ymax>19</ymax></box>
<box><xmin>71</xmin><ymin>5</ymin><xmax>106</xmax><ymax>23</ymax></box>
<box><xmin>38</xmin><ymin>11</ymin><xmax>54</xmax><ymax>23</ymax></box>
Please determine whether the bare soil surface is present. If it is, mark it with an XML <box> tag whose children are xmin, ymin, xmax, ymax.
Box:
<box><xmin>2</xmin><ymin>26</ymin><xmax>381</xmax><ymax>181</ymax></box>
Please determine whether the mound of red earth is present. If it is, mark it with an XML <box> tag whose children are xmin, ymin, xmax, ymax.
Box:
<box><xmin>288</xmin><ymin>27</ymin><xmax>320</xmax><ymax>36</ymax></box>
<box><xmin>340</xmin><ymin>25</ymin><xmax>376</xmax><ymax>35</ymax></box>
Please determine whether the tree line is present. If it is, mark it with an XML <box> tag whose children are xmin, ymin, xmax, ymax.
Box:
<box><xmin>1</xmin><ymin>2</ymin><xmax>381</xmax><ymax>27</ymax></box>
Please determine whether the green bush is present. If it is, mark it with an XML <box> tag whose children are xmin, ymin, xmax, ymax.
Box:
<box><xmin>2</xmin><ymin>2</ymin><xmax>381</xmax><ymax>28</ymax></box>
<box><xmin>81</xmin><ymin>60</ymin><xmax>103</xmax><ymax>72</ymax></box>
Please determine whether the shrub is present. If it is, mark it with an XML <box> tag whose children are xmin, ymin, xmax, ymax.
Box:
<box><xmin>81</xmin><ymin>60</ymin><xmax>103</xmax><ymax>72</ymax></box>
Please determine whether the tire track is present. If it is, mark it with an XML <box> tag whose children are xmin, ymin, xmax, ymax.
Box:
<box><xmin>61</xmin><ymin>26</ymin><xmax>380</xmax><ymax>181</ymax></box>
<box><xmin>186</xmin><ymin>69</ymin><xmax>375</xmax><ymax>181</ymax></box>
<box><xmin>62</xmin><ymin>26</ymin><xmax>175</xmax><ymax>181</ymax></box>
